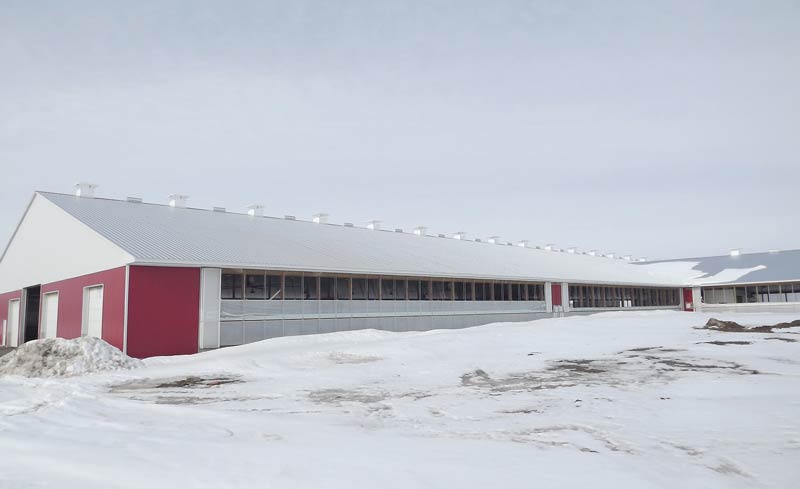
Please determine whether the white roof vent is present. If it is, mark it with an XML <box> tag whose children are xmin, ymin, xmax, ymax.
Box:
<box><xmin>605</xmin><ymin>253</ymin><xmax>615</xmax><ymax>259</ymax></box>
<box><xmin>126</xmin><ymin>196</ymin><xmax>143</xmax><ymax>204</ymax></box>
<box><xmin>566</xmin><ymin>247</ymin><xmax>577</xmax><ymax>254</ymax></box>
<box><xmin>516</xmin><ymin>240</ymin><xmax>528</xmax><ymax>248</ymax></box>
<box><xmin>729</xmin><ymin>248</ymin><xmax>741</xmax><ymax>257</ymax></box>
<box><xmin>637</xmin><ymin>257</ymin><xmax>647</xmax><ymax>262</ymax></box>
<box><xmin>168</xmin><ymin>194</ymin><xmax>189</xmax><ymax>208</ymax></box>
<box><xmin>452</xmin><ymin>231</ymin><xmax>467</xmax><ymax>240</ymax></box>
<box><xmin>769</xmin><ymin>249</ymin><xmax>780</xmax><ymax>254</ymax></box>
<box><xmin>312</xmin><ymin>213</ymin><xmax>329</xmax><ymax>224</ymax></box>
<box><xmin>247</xmin><ymin>204</ymin><xmax>264</xmax><ymax>217</ymax></box>
<box><xmin>543</xmin><ymin>244</ymin><xmax>556</xmax><ymax>251</ymax></box>
<box><xmin>587</xmin><ymin>250</ymin><xmax>598</xmax><ymax>256</ymax></box>
<box><xmin>74</xmin><ymin>182</ymin><xmax>97</xmax><ymax>198</ymax></box>
<box><xmin>413</xmin><ymin>226</ymin><xmax>427</xmax><ymax>236</ymax></box>
<box><xmin>366</xmin><ymin>220</ymin><xmax>382</xmax><ymax>231</ymax></box>
<box><xmin>623</xmin><ymin>255</ymin><xmax>632</xmax><ymax>261</ymax></box>
<box><xmin>487</xmin><ymin>236</ymin><xmax>500</xmax><ymax>244</ymax></box>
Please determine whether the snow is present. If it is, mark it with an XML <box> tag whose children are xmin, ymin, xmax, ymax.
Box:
<box><xmin>1</xmin><ymin>311</ymin><xmax>799</xmax><ymax>488</ymax></box>
<box><xmin>0</xmin><ymin>337</ymin><xmax>142</xmax><ymax>378</ymax></box>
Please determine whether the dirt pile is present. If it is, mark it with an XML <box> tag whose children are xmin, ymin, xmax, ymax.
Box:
<box><xmin>702</xmin><ymin>318</ymin><xmax>800</xmax><ymax>333</ymax></box>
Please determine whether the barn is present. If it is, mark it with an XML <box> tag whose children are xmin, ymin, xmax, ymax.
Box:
<box><xmin>643</xmin><ymin>249</ymin><xmax>800</xmax><ymax>314</ymax></box>
<box><xmin>1</xmin><ymin>185</ymin><xmax>794</xmax><ymax>358</ymax></box>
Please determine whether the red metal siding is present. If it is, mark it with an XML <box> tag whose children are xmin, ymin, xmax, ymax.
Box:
<box><xmin>682</xmin><ymin>288</ymin><xmax>694</xmax><ymax>311</ymax></box>
<box><xmin>0</xmin><ymin>290</ymin><xmax>23</xmax><ymax>346</ymax></box>
<box><xmin>127</xmin><ymin>266</ymin><xmax>200</xmax><ymax>358</ymax></box>
<box><xmin>40</xmin><ymin>267</ymin><xmax>127</xmax><ymax>349</ymax></box>
<box><xmin>551</xmin><ymin>283</ymin><xmax>562</xmax><ymax>307</ymax></box>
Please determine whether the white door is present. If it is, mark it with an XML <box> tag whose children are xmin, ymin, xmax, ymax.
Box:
<box><xmin>7</xmin><ymin>299</ymin><xmax>20</xmax><ymax>347</ymax></box>
<box><xmin>41</xmin><ymin>292</ymin><xmax>59</xmax><ymax>339</ymax></box>
<box><xmin>82</xmin><ymin>286</ymin><xmax>104</xmax><ymax>338</ymax></box>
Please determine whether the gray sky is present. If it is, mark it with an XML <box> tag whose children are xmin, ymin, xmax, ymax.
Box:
<box><xmin>1</xmin><ymin>0</ymin><xmax>798</xmax><ymax>260</ymax></box>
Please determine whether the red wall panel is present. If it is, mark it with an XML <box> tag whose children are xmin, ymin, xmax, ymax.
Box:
<box><xmin>40</xmin><ymin>267</ymin><xmax>127</xmax><ymax>350</ymax></box>
<box><xmin>551</xmin><ymin>283</ymin><xmax>562</xmax><ymax>307</ymax></box>
<box><xmin>126</xmin><ymin>266</ymin><xmax>200</xmax><ymax>358</ymax></box>
<box><xmin>682</xmin><ymin>288</ymin><xmax>694</xmax><ymax>311</ymax></box>
<box><xmin>0</xmin><ymin>290</ymin><xmax>23</xmax><ymax>346</ymax></box>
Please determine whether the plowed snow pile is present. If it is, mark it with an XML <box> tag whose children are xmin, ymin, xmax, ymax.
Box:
<box><xmin>0</xmin><ymin>337</ymin><xmax>142</xmax><ymax>377</ymax></box>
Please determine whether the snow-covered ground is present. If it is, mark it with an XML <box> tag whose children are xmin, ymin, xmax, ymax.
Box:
<box><xmin>1</xmin><ymin>311</ymin><xmax>798</xmax><ymax>489</ymax></box>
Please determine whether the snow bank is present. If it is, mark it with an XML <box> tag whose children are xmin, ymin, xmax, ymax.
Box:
<box><xmin>0</xmin><ymin>337</ymin><xmax>143</xmax><ymax>378</ymax></box>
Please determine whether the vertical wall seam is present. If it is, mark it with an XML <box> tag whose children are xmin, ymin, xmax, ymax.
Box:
<box><xmin>123</xmin><ymin>265</ymin><xmax>130</xmax><ymax>353</ymax></box>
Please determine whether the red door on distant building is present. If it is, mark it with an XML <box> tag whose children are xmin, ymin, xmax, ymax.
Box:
<box><xmin>551</xmin><ymin>283</ymin><xmax>562</xmax><ymax>307</ymax></box>
<box><xmin>682</xmin><ymin>288</ymin><xmax>694</xmax><ymax>311</ymax></box>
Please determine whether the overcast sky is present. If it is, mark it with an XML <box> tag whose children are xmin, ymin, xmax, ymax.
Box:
<box><xmin>1</xmin><ymin>0</ymin><xmax>798</xmax><ymax>260</ymax></box>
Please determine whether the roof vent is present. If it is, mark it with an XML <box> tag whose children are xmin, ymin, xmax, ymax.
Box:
<box><xmin>543</xmin><ymin>244</ymin><xmax>555</xmax><ymax>251</ymax></box>
<box><xmin>516</xmin><ymin>240</ymin><xmax>528</xmax><ymax>248</ymax></box>
<box><xmin>475</xmin><ymin>238</ymin><xmax>482</xmax><ymax>243</ymax></box>
<box><xmin>605</xmin><ymin>253</ymin><xmax>615</xmax><ymax>259</ymax></box>
<box><xmin>284</xmin><ymin>215</ymin><xmax>296</xmax><ymax>221</ymax></box>
<box><xmin>213</xmin><ymin>207</ymin><xmax>226</xmax><ymax>213</ymax></box>
<box><xmin>638</xmin><ymin>257</ymin><xmax>647</xmax><ymax>262</ymax></box>
<box><xmin>168</xmin><ymin>194</ymin><xmax>189</xmax><ymax>208</ymax></box>
<box><xmin>366</xmin><ymin>220</ymin><xmax>382</xmax><ymax>231</ymax></box>
<box><xmin>729</xmin><ymin>248</ymin><xmax>741</xmax><ymax>257</ymax></box>
<box><xmin>312</xmin><ymin>213</ymin><xmax>329</xmax><ymax>224</ymax></box>
<box><xmin>74</xmin><ymin>182</ymin><xmax>97</xmax><ymax>198</ymax></box>
<box><xmin>452</xmin><ymin>231</ymin><xmax>466</xmax><ymax>240</ymax></box>
<box><xmin>344</xmin><ymin>222</ymin><xmax>354</xmax><ymax>227</ymax></box>
<box><xmin>413</xmin><ymin>226</ymin><xmax>427</xmax><ymax>236</ymax></box>
<box><xmin>247</xmin><ymin>204</ymin><xmax>264</xmax><ymax>217</ymax></box>
<box><xmin>437</xmin><ymin>233</ymin><xmax>446</xmax><ymax>238</ymax></box>
<box><xmin>487</xmin><ymin>236</ymin><xmax>500</xmax><ymax>244</ymax></box>
<box><xmin>587</xmin><ymin>250</ymin><xmax>597</xmax><ymax>256</ymax></box>
<box><xmin>769</xmin><ymin>249</ymin><xmax>780</xmax><ymax>254</ymax></box>
<box><xmin>395</xmin><ymin>228</ymin><xmax>404</xmax><ymax>233</ymax></box>
<box><xmin>566</xmin><ymin>247</ymin><xmax>576</xmax><ymax>254</ymax></box>
<box><xmin>623</xmin><ymin>255</ymin><xmax>632</xmax><ymax>261</ymax></box>
<box><xmin>126</xmin><ymin>196</ymin><xmax>143</xmax><ymax>204</ymax></box>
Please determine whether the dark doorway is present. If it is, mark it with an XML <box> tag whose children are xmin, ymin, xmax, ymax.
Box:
<box><xmin>23</xmin><ymin>285</ymin><xmax>41</xmax><ymax>343</ymax></box>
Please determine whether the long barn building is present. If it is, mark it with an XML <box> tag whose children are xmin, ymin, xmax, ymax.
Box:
<box><xmin>1</xmin><ymin>187</ymin><xmax>797</xmax><ymax>358</ymax></box>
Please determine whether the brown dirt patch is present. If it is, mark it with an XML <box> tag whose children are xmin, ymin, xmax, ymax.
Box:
<box><xmin>765</xmin><ymin>337</ymin><xmax>798</xmax><ymax>343</ymax></box>
<box><xmin>701</xmin><ymin>318</ymin><xmax>800</xmax><ymax>333</ymax></box>
<box><xmin>699</xmin><ymin>340</ymin><xmax>752</xmax><ymax>346</ymax></box>
<box><xmin>111</xmin><ymin>375</ymin><xmax>243</xmax><ymax>392</ymax></box>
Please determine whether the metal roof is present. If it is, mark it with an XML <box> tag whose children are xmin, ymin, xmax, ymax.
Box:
<box><xmin>39</xmin><ymin>192</ymin><xmax>683</xmax><ymax>286</ymax></box>
<box><xmin>639</xmin><ymin>250</ymin><xmax>800</xmax><ymax>285</ymax></box>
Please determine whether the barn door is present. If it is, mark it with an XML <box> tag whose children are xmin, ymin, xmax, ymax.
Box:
<box><xmin>7</xmin><ymin>299</ymin><xmax>20</xmax><ymax>347</ymax></box>
<box><xmin>82</xmin><ymin>286</ymin><xmax>104</xmax><ymax>338</ymax></box>
<box><xmin>682</xmin><ymin>288</ymin><xmax>694</xmax><ymax>311</ymax></box>
<box><xmin>41</xmin><ymin>292</ymin><xmax>59</xmax><ymax>339</ymax></box>
<box><xmin>551</xmin><ymin>283</ymin><xmax>562</xmax><ymax>306</ymax></box>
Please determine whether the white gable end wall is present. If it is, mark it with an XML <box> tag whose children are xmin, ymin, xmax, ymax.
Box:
<box><xmin>0</xmin><ymin>193</ymin><xmax>134</xmax><ymax>294</ymax></box>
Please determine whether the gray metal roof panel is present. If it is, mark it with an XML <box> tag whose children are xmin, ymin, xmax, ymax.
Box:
<box><xmin>640</xmin><ymin>250</ymin><xmax>800</xmax><ymax>285</ymax></box>
<box><xmin>39</xmin><ymin>192</ymin><xmax>683</xmax><ymax>286</ymax></box>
